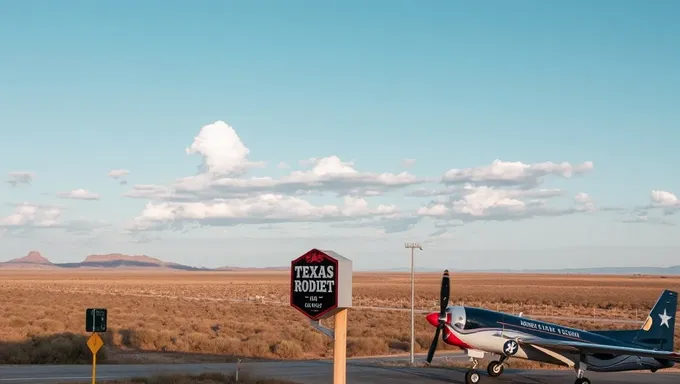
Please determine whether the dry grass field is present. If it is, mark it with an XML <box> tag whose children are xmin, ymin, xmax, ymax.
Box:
<box><xmin>0</xmin><ymin>270</ymin><xmax>678</xmax><ymax>367</ymax></box>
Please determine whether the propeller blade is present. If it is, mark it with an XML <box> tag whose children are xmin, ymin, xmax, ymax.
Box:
<box><xmin>428</xmin><ymin>269</ymin><xmax>451</xmax><ymax>365</ymax></box>
<box><xmin>426</xmin><ymin>324</ymin><xmax>442</xmax><ymax>364</ymax></box>
<box><xmin>439</xmin><ymin>269</ymin><xmax>450</xmax><ymax>315</ymax></box>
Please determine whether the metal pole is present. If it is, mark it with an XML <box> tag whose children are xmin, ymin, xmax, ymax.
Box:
<box><xmin>404</xmin><ymin>242</ymin><xmax>421</xmax><ymax>366</ymax></box>
<box><xmin>410</xmin><ymin>246</ymin><xmax>414</xmax><ymax>365</ymax></box>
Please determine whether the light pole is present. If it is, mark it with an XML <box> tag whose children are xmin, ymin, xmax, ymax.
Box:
<box><xmin>405</xmin><ymin>242</ymin><xmax>423</xmax><ymax>365</ymax></box>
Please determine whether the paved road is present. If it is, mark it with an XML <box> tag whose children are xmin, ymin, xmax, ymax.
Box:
<box><xmin>1</xmin><ymin>354</ymin><xmax>678</xmax><ymax>384</ymax></box>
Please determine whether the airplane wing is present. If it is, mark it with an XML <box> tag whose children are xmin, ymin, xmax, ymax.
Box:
<box><xmin>516</xmin><ymin>337</ymin><xmax>680</xmax><ymax>362</ymax></box>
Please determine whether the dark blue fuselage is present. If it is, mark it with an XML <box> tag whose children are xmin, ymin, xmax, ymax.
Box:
<box><xmin>448</xmin><ymin>306</ymin><xmax>675</xmax><ymax>372</ymax></box>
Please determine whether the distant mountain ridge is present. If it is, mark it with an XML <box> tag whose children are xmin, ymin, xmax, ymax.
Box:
<box><xmin>0</xmin><ymin>252</ymin><xmax>208</xmax><ymax>271</ymax></box>
<box><xmin>2</xmin><ymin>251</ymin><xmax>678</xmax><ymax>275</ymax></box>
<box><xmin>0</xmin><ymin>251</ymin><xmax>289</xmax><ymax>271</ymax></box>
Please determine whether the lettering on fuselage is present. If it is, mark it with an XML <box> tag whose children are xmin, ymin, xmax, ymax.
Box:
<box><xmin>519</xmin><ymin>320</ymin><xmax>581</xmax><ymax>339</ymax></box>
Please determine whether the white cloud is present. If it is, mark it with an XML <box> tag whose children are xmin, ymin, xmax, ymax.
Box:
<box><xmin>0</xmin><ymin>203</ymin><xmax>110</xmax><ymax>237</ymax></box>
<box><xmin>0</xmin><ymin>203</ymin><xmax>62</xmax><ymax>228</ymax></box>
<box><xmin>128</xmin><ymin>195</ymin><xmax>398</xmax><ymax>231</ymax></box>
<box><xmin>277</xmin><ymin>162</ymin><xmax>290</xmax><ymax>169</ymax></box>
<box><xmin>124</xmin><ymin>122</ymin><xmax>422</xmax><ymax>203</ymax></box>
<box><xmin>120</xmin><ymin>120</ymin><xmax>603</xmax><ymax>235</ymax></box>
<box><xmin>411</xmin><ymin>160</ymin><xmax>597</xmax><ymax>226</ymax></box>
<box><xmin>651</xmin><ymin>190</ymin><xmax>678</xmax><ymax>207</ymax></box>
<box><xmin>574</xmin><ymin>192</ymin><xmax>591</xmax><ymax>204</ymax></box>
<box><xmin>57</xmin><ymin>189</ymin><xmax>101</xmax><ymax>200</ymax></box>
<box><xmin>573</xmin><ymin>192</ymin><xmax>596</xmax><ymax>212</ymax></box>
<box><xmin>6</xmin><ymin>171</ymin><xmax>35</xmax><ymax>187</ymax></box>
<box><xmin>107</xmin><ymin>169</ymin><xmax>130</xmax><ymax>179</ymax></box>
<box><xmin>442</xmin><ymin>159</ymin><xmax>593</xmax><ymax>188</ymax></box>
<box><xmin>125</xmin><ymin>156</ymin><xmax>420</xmax><ymax>204</ymax></box>
<box><xmin>613</xmin><ymin>190</ymin><xmax>679</xmax><ymax>226</ymax></box>
<box><xmin>418</xmin><ymin>184</ymin><xmax>591</xmax><ymax>224</ymax></box>
<box><xmin>185</xmin><ymin>121</ymin><xmax>266</xmax><ymax>176</ymax></box>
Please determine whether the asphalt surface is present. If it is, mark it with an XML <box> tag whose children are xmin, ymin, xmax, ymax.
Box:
<box><xmin>1</xmin><ymin>353</ymin><xmax>679</xmax><ymax>384</ymax></box>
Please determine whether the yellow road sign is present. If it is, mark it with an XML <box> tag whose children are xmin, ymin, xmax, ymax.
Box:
<box><xmin>87</xmin><ymin>332</ymin><xmax>104</xmax><ymax>354</ymax></box>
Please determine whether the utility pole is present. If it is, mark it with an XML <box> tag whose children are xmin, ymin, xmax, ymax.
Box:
<box><xmin>405</xmin><ymin>242</ymin><xmax>423</xmax><ymax>365</ymax></box>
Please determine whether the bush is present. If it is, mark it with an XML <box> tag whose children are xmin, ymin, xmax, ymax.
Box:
<box><xmin>269</xmin><ymin>340</ymin><xmax>304</xmax><ymax>359</ymax></box>
<box><xmin>0</xmin><ymin>332</ymin><xmax>106</xmax><ymax>364</ymax></box>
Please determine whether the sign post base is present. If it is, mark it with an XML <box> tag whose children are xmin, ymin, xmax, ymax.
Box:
<box><xmin>333</xmin><ymin>309</ymin><xmax>347</xmax><ymax>384</ymax></box>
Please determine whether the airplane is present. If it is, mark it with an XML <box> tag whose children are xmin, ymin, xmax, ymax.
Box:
<box><xmin>424</xmin><ymin>270</ymin><xmax>680</xmax><ymax>384</ymax></box>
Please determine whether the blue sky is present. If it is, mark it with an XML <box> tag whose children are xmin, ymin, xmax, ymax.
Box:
<box><xmin>1</xmin><ymin>1</ymin><xmax>678</xmax><ymax>270</ymax></box>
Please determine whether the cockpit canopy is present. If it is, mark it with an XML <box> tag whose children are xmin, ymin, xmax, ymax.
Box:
<box><xmin>447</xmin><ymin>306</ymin><xmax>495</xmax><ymax>331</ymax></box>
<box><xmin>449</xmin><ymin>305</ymin><xmax>466</xmax><ymax>329</ymax></box>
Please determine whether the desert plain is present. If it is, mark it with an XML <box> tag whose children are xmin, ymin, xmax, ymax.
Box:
<box><xmin>0</xmin><ymin>269</ymin><xmax>678</xmax><ymax>371</ymax></box>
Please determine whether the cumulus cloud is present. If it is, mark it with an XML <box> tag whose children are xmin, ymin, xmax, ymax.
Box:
<box><xmin>613</xmin><ymin>190</ymin><xmax>679</xmax><ymax>226</ymax></box>
<box><xmin>185</xmin><ymin>121</ymin><xmax>266</xmax><ymax>176</ymax></box>
<box><xmin>6</xmin><ymin>171</ymin><xmax>35</xmax><ymax>187</ymax></box>
<box><xmin>0</xmin><ymin>203</ymin><xmax>110</xmax><ymax>236</ymax></box>
<box><xmin>0</xmin><ymin>203</ymin><xmax>61</xmax><ymax>228</ymax></box>
<box><xmin>410</xmin><ymin>159</ymin><xmax>597</xmax><ymax>225</ymax></box>
<box><xmin>442</xmin><ymin>159</ymin><xmax>593</xmax><ymax>188</ymax></box>
<box><xmin>641</xmin><ymin>190</ymin><xmax>679</xmax><ymax>218</ymax></box>
<box><xmin>119</xmin><ymin>120</ymin><xmax>603</xmax><ymax>235</ymax></box>
<box><xmin>128</xmin><ymin>195</ymin><xmax>398</xmax><ymax>231</ymax></box>
<box><xmin>57</xmin><ymin>189</ymin><xmax>101</xmax><ymax>200</ymax></box>
<box><xmin>417</xmin><ymin>185</ymin><xmax>591</xmax><ymax>224</ymax></box>
<box><xmin>651</xmin><ymin>190</ymin><xmax>678</xmax><ymax>207</ymax></box>
<box><xmin>573</xmin><ymin>192</ymin><xmax>596</xmax><ymax>212</ymax></box>
<box><xmin>123</xmin><ymin>121</ymin><xmax>422</xmax><ymax>204</ymax></box>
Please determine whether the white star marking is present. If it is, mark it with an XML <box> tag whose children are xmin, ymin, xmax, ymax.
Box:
<box><xmin>658</xmin><ymin>309</ymin><xmax>672</xmax><ymax>328</ymax></box>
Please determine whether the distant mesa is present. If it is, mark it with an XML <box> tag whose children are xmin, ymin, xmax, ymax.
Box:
<box><xmin>0</xmin><ymin>251</ymin><xmax>285</xmax><ymax>271</ymax></box>
<box><xmin>1</xmin><ymin>251</ymin><xmax>55</xmax><ymax>268</ymax></box>
<box><xmin>0</xmin><ymin>252</ymin><xmax>205</xmax><ymax>271</ymax></box>
<box><xmin>59</xmin><ymin>253</ymin><xmax>205</xmax><ymax>271</ymax></box>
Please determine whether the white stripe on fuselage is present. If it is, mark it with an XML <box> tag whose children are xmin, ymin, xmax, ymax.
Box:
<box><xmin>445</xmin><ymin>324</ymin><xmax>539</xmax><ymax>360</ymax></box>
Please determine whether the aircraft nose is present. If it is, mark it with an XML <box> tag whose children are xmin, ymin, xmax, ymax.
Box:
<box><xmin>426</xmin><ymin>312</ymin><xmax>439</xmax><ymax>327</ymax></box>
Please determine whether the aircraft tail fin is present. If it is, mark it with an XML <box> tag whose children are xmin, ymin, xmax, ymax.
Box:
<box><xmin>634</xmin><ymin>290</ymin><xmax>677</xmax><ymax>351</ymax></box>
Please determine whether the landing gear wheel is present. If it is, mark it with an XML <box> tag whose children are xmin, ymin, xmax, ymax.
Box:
<box><xmin>574</xmin><ymin>378</ymin><xmax>591</xmax><ymax>384</ymax></box>
<box><xmin>487</xmin><ymin>361</ymin><xmax>504</xmax><ymax>377</ymax></box>
<box><xmin>465</xmin><ymin>369</ymin><xmax>481</xmax><ymax>384</ymax></box>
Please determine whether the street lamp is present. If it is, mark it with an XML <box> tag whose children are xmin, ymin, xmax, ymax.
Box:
<box><xmin>405</xmin><ymin>242</ymin><xmax>423</xmax><ymax>365</ymax></box>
